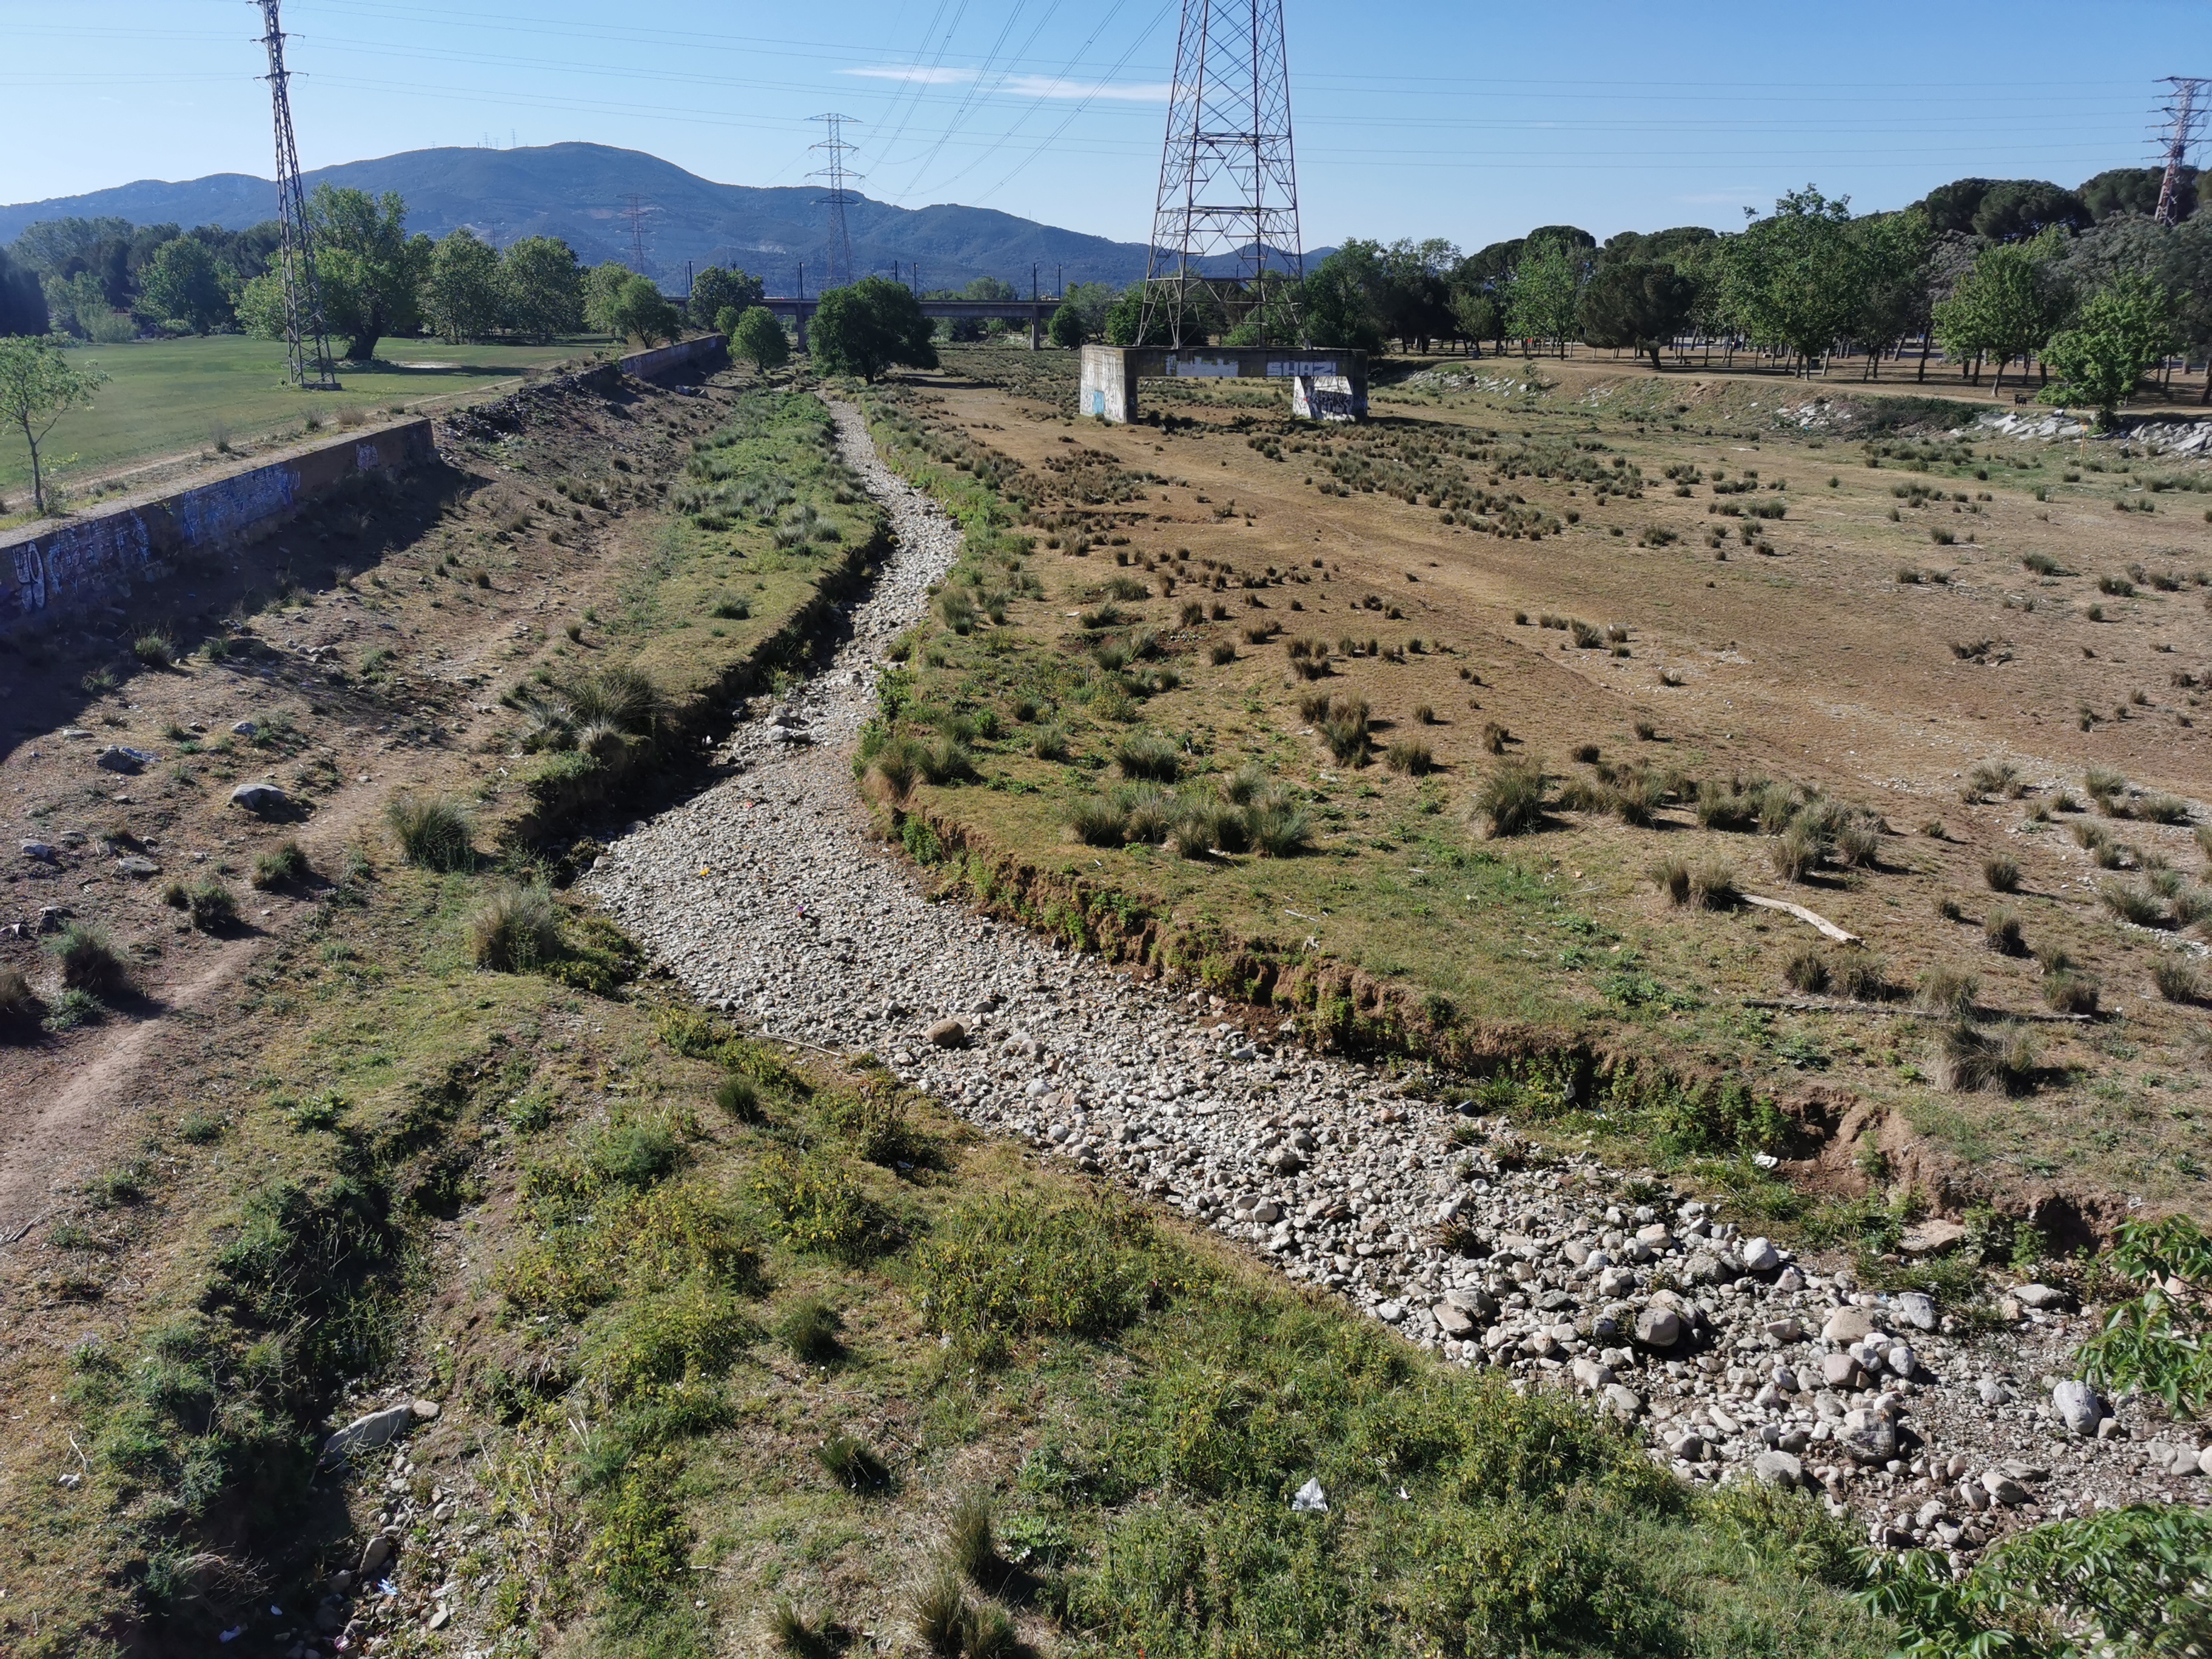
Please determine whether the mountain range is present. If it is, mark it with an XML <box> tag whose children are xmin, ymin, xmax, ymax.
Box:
<box><xmin>0</xmin><ymin>142</ymin><xmax>1324</xmax><ymax>293</ymax></box>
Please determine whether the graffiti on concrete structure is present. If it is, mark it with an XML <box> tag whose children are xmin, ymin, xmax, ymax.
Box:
<box><xmin>1292</xmin><ymin>374</ymin><xmax>1362</xmax><ymax>423</ymax></box>
<box><xmin>175</xmin><ymin>466</ymin><xmax>302</xmax><ymax>549</ymax></box>
<box><xmin>1167</xmin><ymin>355</ymin><xmax>1240</xmax><ymax>378</ymax></box>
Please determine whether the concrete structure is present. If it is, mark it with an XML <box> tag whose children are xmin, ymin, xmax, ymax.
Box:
<box><xmin>1</xmin><ymin>419</ymin><xmax>434</xmax><ymax>635</ymax></box>
<box><xmin>762</xmin><ymin>295</ymin><xmax>1063</xmax><ymax>353</ymax></box>
<box><xmin>619</xmin><ymin>333</ymin><xmax>729</xmax><ymax>381</ymax></box>
<box><xmin>1077</xmin><ymin>343</ymin><xmax>1367</xmax><ymax>424</ymax></box>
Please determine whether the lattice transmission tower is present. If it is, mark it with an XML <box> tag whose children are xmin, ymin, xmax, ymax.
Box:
<box><xmin>1138</xmin><ymin>0</ymin><xmax>1304</xmax><ymax>349</ymax></box>
<box><xmin>811</xmin><ymin>115</ymin><xmax>862</xmax><ymax>289</ymax></box>
<box><xmin>254</xmin><ymin>0</ymin><xmax>339</xmax><ymax>389</ymax></box>
<box><xmin>2154</xmin><ymin>76</ymin><xmax>2210</xmax><ymax>226</ymax></box>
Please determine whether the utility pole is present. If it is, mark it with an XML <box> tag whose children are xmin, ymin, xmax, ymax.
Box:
<box><xmin>253</xmin><ymin>0</ymin><xmax>339</xmax><ymax>389</ymax></box>
<box><xmin>1139</xmin><ymin>0</ymin><xmax>1305</xmax><ymax>349</ymax></box>
<box><xmin>809</xmin><ymin>114</ymin><xmax>861</xmax><ymax>289</ymax></box>
<box><xmin>2154</xmin><ymin>76</ymin><xmax>2210</xmax><ymax>226</ymax></box>
<box><xmin>623</xmin><ymin>194</ymin><xmax>649</xmax><ymax>274</ymax></box>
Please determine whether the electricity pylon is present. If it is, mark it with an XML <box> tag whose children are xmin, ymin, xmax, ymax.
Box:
<box><xmin>255</xmin><ymin>0</ymin><xmax>340</xmax><ymax>389</ymax></box>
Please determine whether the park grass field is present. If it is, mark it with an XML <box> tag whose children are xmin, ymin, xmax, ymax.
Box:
<box><xmin>0</xmin><ymin>333</ymin><xmax>608</xmax><ymax>513</ymax></box>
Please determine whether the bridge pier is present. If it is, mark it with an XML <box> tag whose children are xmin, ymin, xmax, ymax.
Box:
<box><xmin>1076</xmin><ymin>344</ymin><xmax>1368</xmax><ymax>423</ymax></box>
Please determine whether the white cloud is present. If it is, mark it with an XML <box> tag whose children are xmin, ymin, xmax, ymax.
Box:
<box><xmin>843</xmin><ymin>65</ymin><xmax>977</xmax><ymax>84</ymax></box>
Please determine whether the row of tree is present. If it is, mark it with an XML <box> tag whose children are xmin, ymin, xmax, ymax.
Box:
<box><xmin>0</xmin><ymin>189</ymin><xmax>779</xmax><ymax>361</ymax></box>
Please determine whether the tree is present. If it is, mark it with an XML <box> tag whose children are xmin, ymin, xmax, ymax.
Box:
<box><xmin>688</xmin><ymin>266</ymin><xmax>763</xmax><ymax>330</ymax></box>
<box><xmin>307</xmin><ymin>187</ymin><xmax>427</xmax><ymax>360</ymax></box>
<box><xmin>1300</xmin><ymin>243</ymin><xmax>1387</xmax><ymax>352</ymax></box>
<box><xmin>1378</xmin><ymin>237</ymin><xmax>1460</xmax><ymax>351</ymax></box>
<box><xmin>423</xmin><ymin>227</ymin><xmax>504</xmax><ymax>343</ymax></box>
<box><xmin>1919</xmin><ymin>178</ymin><xmax>1996</xmax><ymax>235</ymax></box>
<box><xmin>1972</xmin><ymin>179</ymin><xmax>2090</xmax><ymax>242</ymax></box>
<box><xmin>139</xmin><ymin>236</ymin><xmax>229</xmax><ymax>334</ymax></box>
<box><xmin>2080</xmin><ymin>166</ymin><xmax>2193</xmax><ymax>223</ymax></box>
<box><xmin>605</xmin><ymin>276</ymin><xmax>682</xmax><ymax>347</ymax></box>
<box><xmin>0</xmin><ymin>337</ymin><xmax>107</xmax><ymax>515</ymax></box>
<box><xmin>1724</xmin><ymin>186</ymin><xmax>1865</xmax><ymax>372</ymax></box>
<box><xmin>1104</xmin><ymin>283</ymin><xmax>1175</xmax><ymax>346</ymax></box>
<box><xmin>809</xmin><ymin>276</ymin><xmax>938</xmax><ymax>381</ymax></box>
<box><xmin>1047</xmin><ymin>300</ymin><xmax>1085</xmax><ymax>349</ymax></box>
<box><xmin>1577</xmin><ymin>261</ymin><xmax>1695</xmax><ymax>370</ymax></box>
<box><xmin>499</xmin><ymin>236</ymin><xmax>583</xmax><ymax>342</ymax></box>
<box><xmin>1504</xmin><ymin>236</ymin><xmax>1584</xmax><ymax>355</ymax></box>
<box><xmin>583</xmin><ymin>262</ymin><xmax>634</xmax><ymax>339</ymax></box>
<box><xmin>1934</xmin><ymin>230</ymin><xmax>2072</xmax><ymax>392</ymax></box>
<box><xmin>724</xmin><ymin>304</ymin><xmax>788</xmax><ymax>373</ymax></box>
<box><xmin>1849</xmin><ymin>209</ymin><xmax>1935</xmax><ymax>378</ymax></box>
<box><xmin>0</xmin><ymin>247</ymin><xmax>47</xmax><ymax>337</ymax></box>
<box><xmin>2041</xmin><ymin>272</ymin><xmax>2178</xmax><ymax>427</ymax></box>
<box><xmin>1061</xmin><ymin>281</ymin><xmax>1114</xmax><ymax>340</ymax></box>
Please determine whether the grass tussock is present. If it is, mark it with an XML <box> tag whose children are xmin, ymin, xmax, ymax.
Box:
<box><xmin>47</xmin><ymin>922</ymin><xmax>128</xmax><ymax>996</ymax></box>
<box><xmin>386</xmin><ymin>793</ymin><xmax>474</xmax><ymax>871</ymax></box>
<box><xmin>1473</xmin><ymin>756</ymin><xmax>1546</xmax><ymax>838</ymax></box>
<box><xmin>469</xmin><ymin>882</ymin><xmax>563</xmax><ymax>971</ymax></box>
<box><xmin>249</xmin><ymin>839</ymin><xmax>309</xmax><ymax>890</ymax></box>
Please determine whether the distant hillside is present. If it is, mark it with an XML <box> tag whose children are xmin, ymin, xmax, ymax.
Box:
<box><xmin>0</xmin><ymin>142</ymin><xmax>1326</xmax><ymax>292</ymax></box>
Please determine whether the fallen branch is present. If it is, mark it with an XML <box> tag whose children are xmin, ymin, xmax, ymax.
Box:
<box><xmin>1740</xmin><ymin>893</ymin><xmax>1861</xmax><ymax>943</ymax></box>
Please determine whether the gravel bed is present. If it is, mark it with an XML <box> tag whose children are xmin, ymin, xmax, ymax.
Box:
<box><xmin>585</xmin><ymin>397</ymin><xmax>2207</xmax><ymax>1558</ymax></box>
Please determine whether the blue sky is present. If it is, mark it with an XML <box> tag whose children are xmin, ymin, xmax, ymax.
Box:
<box><xmin>2</xmin><ymin>1</ymin><xmax>2202</xmax><ymax>250</ymax></box>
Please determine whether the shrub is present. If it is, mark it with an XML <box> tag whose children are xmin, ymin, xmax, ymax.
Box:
<box><xmin>2042</xmin><ymin>972</ymin><xmax>2101</xmax><ymax>1016</ymax></box>
<box><xmin>914</xmin><ymin>1191</ymin><xmax>1190</xmax><ymax>1342</ymax></box>
<box><xmin>1413</xmin><ymin>703</ymin><xmax>1436</xmax><ymax>725</ymax></box>
<box><xmin>1769</xmin><ymin>823</ymin><xmax>1823</xmax><ymax>883</ymax></box>
<box><xmin>1209</xmin><ymin>641</ymin><xmax>1236</xmax><ymax>665</ymax></box>
<box><xmin>1116</xmin><ymin>731</ymin><xmax>1182</xmax><ymax>782</ymax></box>
<box><xmin>818</xmin><ymin>1432</ymin><xmax>890</xmax><ymax>1493</ymax></box>
<box><xmin>1480</xmin><ymin>722</ymin><xmax>1510</xmax><ymax>756</ymax></box>
<box><xmin>592</xmin><ymin>1119</ymin><xmax>685</xmax><ymax>1188</ymax></box>
<box><xmin>1835</xmin><ymin>824</ymin><xmax>1880</xmax><ymax>868</ymax></box>
<box><xmin>568</xmin><ymin>664</ymin><xmax>660</xmax><ymax>732</ymax></box>
<box><xmin>911</xmin><ymin>1565</ymin><xmax>969</xmax><ymax>1654</ymax></box>
<box><xmin>1935</xmin><ymin>1023</ymin><xmax>2037</xmax><ymax>1095</ymax></box>
<box><xmin>2152</xmin><ymin>957</ymin><xmax>2206</xmax><ymax>1004</ymax></box>
<box><xmin>1168</xmin><ymin>802</ymin><xmax>1228</xmax><ymax>859</ymax></box>
<box><xmin>770</xmin><ymin>1600</ymin><xmax>824</xmax><ymax>1654</ymax></box>
<box><xmin>2175</xmin><ymin>885</ymin><xmax>2212</xmax><ymax>929</ymax></box>
<box><xmin>872</xmin><ymin>734</ymin><xmax>927</xmax><ymax>797</ymax></box>
<box><xmin>948</xmin><ymin>1490</ymin><xmax>996</xmax><ymax>1583</ymax></box>
<box><xmin>1783</xmin><ymin>948</ymin><xmax>1830</xmax><ymax>994</ymax></box>
<box><xmin>1322</xmin><ymin>696</ymin><xmax>1370</xmax><ymax>764</ymax></box>
<box><xmin>2084</xmin><ymin>766</ymin><xmax>2128</xmax><ymax>806</ymax></box>
<box><xmin>48</xmin><ymin>923</ymin><xmax>127</xmax><ymax>995</ymax></box>
<box><xmin>1247</xmin><ymin>799</ymin><xmax>1313</xmax><ymax>857</ymax></box>
<box><xmin>776</xmin><ymin>1296</ymin><xmax>843</xmax><ymax>1362</ymax></box>
<box><xmin>471</xmin><ymin>883</ymin><xmax>562</xmax><ymax>971</ymax></box>
<box><xmin>0</xmin><ymin>965</ymin><xmax>40</xmax><ymax>1034</ymax></box>
<box><xmin>1983</xmin><ymin>908</ymin><xmax>2024</xmax><ymax>955</ymax></box>
<box><xmin>752</xmin><ymin>1151</ymin><xmax>887</xmax><ymax>1262</ymax></box>
<box><xmin>2137</xmin><ymin>794</ymin><xmax>2191</xmax><ymax>825</ymax></box>
<box><xmin>386</xmin><ymin>794</ymin><xmax>473</xmax><ymax>871</ymax></box>
<box><xmin>1834</xmin><ymin>955</ymin><xmax>1891</xmax><ymax>1003</ymax></box>
<box><xmin>1384</xmin><ymin>739</ymin><xmax>1434</xmax><ymax>776</ymax></box>
<box><xmin>1473</xmin><ymin>757</ymin><xmax>1546</xmax><ymax>837</ymax></box>
<box><xmin>1651</xmin><ymin>857</ymin><xmax>1691</xmax><ymax>905</ymax></box>
<box><xmin>1221</xmin><ymin>763</ymin><xmax>1269</xmax><ymax>805</ymax></box>
<box><xmin>1684</xmin><ymin>858</ymin><xmax>1737</xmax><ymax>910</ymax></box>
<box><xmin>715</xmin><ymin>1074</ymin><xmax>763</xmax><ymax>1121</ymax></box>
<box><xmin>2101</xmin><ymin>882</ymin><xmax>2166</xmax><ymax>927</ymax></box>
<box><xmin>1069</xmin><ymin>796</ymin><xmax>1127</xmax><ymax>846</ymax></box>
<box><xmin>1982</xmin><ymin>853</ymin><xmax>2022</xmax><ymax>893</ymax></box>
<box><xmin>1030</xmin><ymin>723</ymin><xmax>1069</xmax><ymax>762</ymax></box>
<box><xmin>1296</xmin><ymin>689</ymin><xmax>1333</xmax><ymax>724</ymax></box>
<box><xmin>250</xmin><ymin>840</ymin><xmax>309</xmax><ymax>890</ymax></box>
<box><xmin>183</xmin><ymin>879</ymin><xmax>238</xmax><ymax>933</ymax></box>
<box><xmin>132</xmin><ymin>632</ymin><xmax>174</xmax><ymax>667</ymax></box>
<box><xmin>1918</xmin><ymin>967</ymin><xmax>1980</xmax><ymax>1020</ymax></box>
<box><xmin>919</xmin><ymin>737</ymin><xmax>974</xmax><ymax>785</ymax></box>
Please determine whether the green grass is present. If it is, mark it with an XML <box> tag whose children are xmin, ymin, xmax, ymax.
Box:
<box><xmin>0</xmin><ymin>333</ymin><xmax>597</xmax><ymax>509</ymax></box>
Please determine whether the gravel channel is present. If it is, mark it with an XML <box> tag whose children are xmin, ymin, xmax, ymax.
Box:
<box><xmin>586</xmin><ymin>398</ymin><xmax>2207</xmax><ymax>1558</ymax></box>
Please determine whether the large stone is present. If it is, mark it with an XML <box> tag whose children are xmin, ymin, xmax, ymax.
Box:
<box><xmin>229</xmin><ymin>782</ymin><xmax>291</xmax><ymax>814</ymax></box>
<box><xmin>1571</xmin><ymin>1355</ymin><xmax>1614</xmax><ymax>1390</ymax></box>
<box><xmin>1900</xmin><ymin>1219</ymin><xmax>1969</xmax><ymax>1256</ymax></box>
<box><xmin>2051</xmin><ymin>1379</ymin><xmax>2105</xmax><ymax>1436</ymax></box>
<box><xmin>1601</xmin><ymin>1382</ymin><xmax>1644</xmax><ymax>1418</ymax></box>
<box><xmin>1977</xmin><ymin>1375</ymin><xmax>2013</xmax><ymax>1407</ymax></box>
<box><xmin>21</xmin><ymin>840</ymin><xmax>56</xmax><ymax>862</ymax></box>
<box><xmin>1822</xmin><ymin>1352</ymin><xmax>1865</xmax><ymax>1390</ymax></box>
<box><xmin>115</xmin><ymin>855</ymin><xmax>161</xmax><ymax>878</ymax></box>
<box><xmin>1634</xmin><ymin>1306</ymin><xmax>1681</xmax><ymax>1349</ymax></box>
<box><xmin>95</xmin><ymin>746</ymin><xmax>155</xmax><ymax>774</ymax></box>
<box><xmin>1822</xmin><ymin>1307</ymin><xmax>1876</xmax><ymax>1346</ymax></box>
<box><xmin>1432</xmin><ymin>1300</ymin><xmax>1477</xmax><ymax>1339</ymax></box>
<box><xmin>320</xmin><ymin>1403</ymin><xmax>414</xmax><ymax>1466</ymax></box>
<box><xmin>1836</xmin><ymin>1407</ymin><xmax>1899</xmax><ymax>1464</ymax></box>
<box><xmin>1740</xmin><ymin>1236</ymin><xmax>1782</xmax><ymax>1273</ymax></box>
<box><xmin>358</xmin><ymin>1534</ymin><xmax>395</xmax><ymax>1577</ymax></box>
<box><xmin>2199</xmin><ymin>1445</ymin><xmax>2212</xmax><ymax>1478</ymax></box>
<box><xmin>925</xmin><ymin>1018</ymin><xmax>968</xmax><ymax>1048</ymax></box>
<box><xmin>1753</xmin><ymin>1449</ymin><xmax>1805</xmax><ymax>1489</ymax></box>
<box><xmin>1981</xmin><ymin>1470</ymin><xmax>2030</xmax><ymax>1507</ymax></box>
<box><xmin>2014</xmin><ymin>1283</ymin><xmax>2069</xmax><ymax>1311</ymax></box>
<box><xmin>1894</xmin><ymin>1292</ymin><xmax>1938</xmax><ymax>1332</ymax></box>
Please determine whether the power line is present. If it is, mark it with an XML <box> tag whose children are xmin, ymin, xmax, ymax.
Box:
<box><xmin>1139</xmin><ymin>0</ymin><xmax>1302</xmax><ymax>347</ymax></box>
<box><xmin>253</xmin><ymin>0</ymin><xmax>340</xmax><ymax>390</ymax></box>
<box><xmin>810</xmin><ymin>113</ymin><xmax>862</xmax><ymax>288</ymax></box>
<box><xmin>623</xmin><ymin>192</ymin><xmax>651</xmax><ymax>273</ymax></box>
<box><xmin>2153</xmin><ymin>75</ymin><xmax>2210</xmax><ymax>226</ymax></box>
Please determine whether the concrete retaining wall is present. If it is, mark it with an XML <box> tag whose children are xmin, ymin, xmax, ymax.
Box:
<box><xmin>620</xmin><ymin>334</ymin><xmax>728</xmax><ymax>381</ymax></box>
<box><xmin>0</xmin><ymin>418</ymin><xmax>435</xmax><ymax>634</ymax></box>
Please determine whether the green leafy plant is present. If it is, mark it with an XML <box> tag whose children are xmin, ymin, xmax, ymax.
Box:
<box><xmin>2076</xmin><ymin>1215</ymin><xmax>2212</xmax><ymax>1416</ymax></box>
